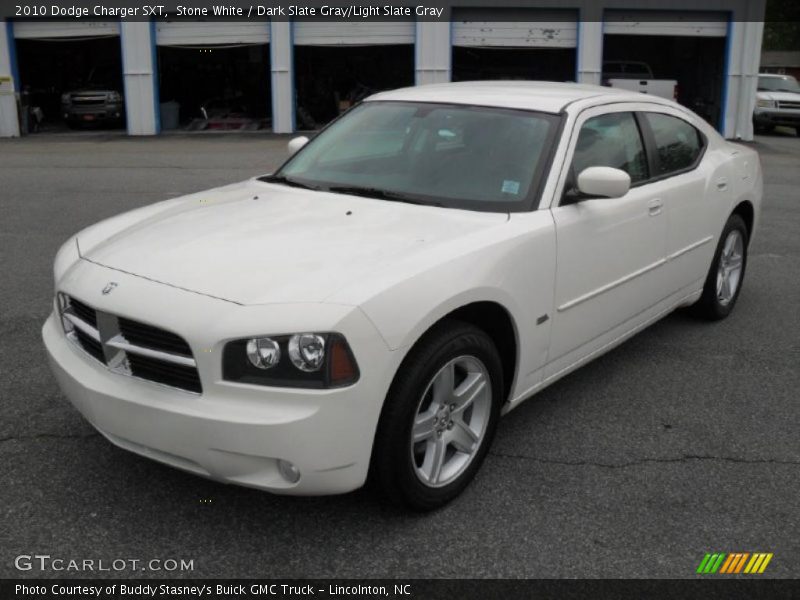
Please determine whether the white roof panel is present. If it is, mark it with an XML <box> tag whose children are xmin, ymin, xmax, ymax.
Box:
<box><xmin>366</xmin><ymin>81</ymin><xmax>646</xmax><ymax>114</ymax></box>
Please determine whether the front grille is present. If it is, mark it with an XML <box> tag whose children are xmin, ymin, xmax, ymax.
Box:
<box><xmin>58</xmin><ymin>294</ymin><xmax>202</xmax><ymax>394</ymax></box>
<box><xmin>74</xmin><ymin>328</ymin><xmax>105</xmax><ymax>363</ymax></box>
<box><xmin>70</xmin><ymin>298</ymin><xmax>97</xmax><ymax>328</ymax></box>
<box><xmin>71</xmin><ymin>96</ymin><xmax>106</xmax><ymax>105</ymax></box>
<box><xmin>118</xmin><ymin>317</ymin><xmax>192</xmax><ymax>357</ymax></box>
<box><xmin>777</xmin><ymin>101</ymin><xmax>800</xmax><ymax>110</ymax></box>
<box><xmin>128</xmin><ymin>354</ymin><xmax>202</xmax><ymax>394</ymax></box>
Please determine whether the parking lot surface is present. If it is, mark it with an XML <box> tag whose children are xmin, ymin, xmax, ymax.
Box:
<box><xmin>1</xmin><ymin>131</ymin><xmax>798</xmax><ymax>578</ymax></box>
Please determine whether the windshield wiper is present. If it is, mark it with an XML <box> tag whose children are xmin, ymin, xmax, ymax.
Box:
<box><xmin>260</xmin><ymin>174</ymin><xmax>322</xmax><ymax>191</ymax></box>
<box><xmin>327</xmin><ymin>185</ymin><xmax>441</xmax><ymax>207</ymax></box>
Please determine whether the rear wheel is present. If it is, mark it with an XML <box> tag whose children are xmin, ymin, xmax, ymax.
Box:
<box><xmin>691</xmin><ymin>214</ymin><xmax>748</xmax><ymax>320</ymax></box>
<box><xmin>371</xmin><ymin>321</ymin><xmax>502</xmax><ymax>511</ymax></box>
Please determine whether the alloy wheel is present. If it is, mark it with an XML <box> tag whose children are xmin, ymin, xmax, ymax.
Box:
<box><xmin>410</xmin><ymin>355</ymin><xmax>492</xmax><ymax>488</ymax></box>
<box><xmin>716</xmin><ymin>229</ymin><xmax>744</xmax><ymax>306</ymax></box>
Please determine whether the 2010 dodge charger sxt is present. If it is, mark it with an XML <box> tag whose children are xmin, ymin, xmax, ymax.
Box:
<box><xmin>43</xmin><ymin>82</ymin><xmax>762</xmax><ymax>510</ymax></box>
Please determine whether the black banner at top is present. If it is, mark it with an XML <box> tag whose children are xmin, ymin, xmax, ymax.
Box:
<box><xmin>0</xmin><ymin>0</ymin><xmax>782</xmax><ymax>22</ymax></box>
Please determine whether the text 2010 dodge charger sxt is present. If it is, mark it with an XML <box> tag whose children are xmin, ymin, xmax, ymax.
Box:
<box><xmin>44</xmin><ymin>82</ymin><xmax>762</xmax><ymax>510</ymax></box>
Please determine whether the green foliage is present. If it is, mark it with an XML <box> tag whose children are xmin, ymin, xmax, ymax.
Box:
<box><xmin>764</xmin><ymin>0</ymin><xmax>800</xmax><ymax>50</ymax></box>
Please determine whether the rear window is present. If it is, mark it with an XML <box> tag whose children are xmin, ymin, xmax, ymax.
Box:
<box><xmin>644</xmin><ymin>113</ymin><xmax>704</xmax><ymax>176</ymax></box>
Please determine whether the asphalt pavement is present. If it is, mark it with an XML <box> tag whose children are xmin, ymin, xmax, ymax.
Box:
<box><xmin>1</xmin><ymin>129</ymin><xmax>798</xmax><ymax>579</ymax></box>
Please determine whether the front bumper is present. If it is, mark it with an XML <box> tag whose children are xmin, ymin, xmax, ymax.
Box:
<box><xmin>753</xmin><ymin>107</ymin><xmax>800</xmax><ymax>127</ymax></box>
<box><xmin>43</xmin><ymin>263</ymin><xmax>399</xmax><ymax>495</ymax></box>
<box><xmin>63</xmin><ymin>103</ymin><xmax>124</xmax><ymax>122</ymax></box>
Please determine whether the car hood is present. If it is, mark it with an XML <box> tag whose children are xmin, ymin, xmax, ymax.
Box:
<box><xmin>80</xmin><ymin>180</ymin><xmax>509</xmax><ymax>305</ymax></box>
<box><xmin>757</xmin><ymin>91</ymin><xmax>800</xmax><ymax>102</ymax></box>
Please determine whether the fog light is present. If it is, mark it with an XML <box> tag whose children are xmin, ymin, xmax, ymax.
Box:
<box><xmin>246</xmin><ymin>337</ymin><xmax>281</xmax><ymax>369</ymax></box>
<box><xmin>288</xmin><ymin>333</ymin><xmax>325</xmax><ymax>372</ymax></box>
<box><xmin>278</xmin><ymin>459</ymin><xmax>300</xmax><ymax>484</ymax></box>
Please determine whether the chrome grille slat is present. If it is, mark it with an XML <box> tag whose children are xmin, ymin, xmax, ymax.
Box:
<box><xmin>63</xmin><ymin>312</ymin><xmax>101</xmax><ymax>341</ymax></box>
<box><xmin>58</xmin><ymin>294</ymin><xmax>202</xmax><ymax>394</ymax></box>
<box><xmin>107</xmin><ymin>334</ymin><xmax>196</xmax><ymax>368</ymax></box>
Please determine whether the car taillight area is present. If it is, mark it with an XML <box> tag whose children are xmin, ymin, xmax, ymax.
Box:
<box><xmin>57</xmin><ymin>293</ymin><xmax>202</xmax><ymax>394</ymax></box>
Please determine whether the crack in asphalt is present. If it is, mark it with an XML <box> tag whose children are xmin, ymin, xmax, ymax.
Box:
<box><xmin>489</xmin><ymin>451</ymin><xmax>800</xmax><ymax>468</ymax></box>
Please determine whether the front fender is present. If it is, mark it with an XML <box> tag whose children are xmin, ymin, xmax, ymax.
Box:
<box><xmin>352</xmin><ymin>211</ymin><xmax>557</xmax><ymax>401</ymax></box>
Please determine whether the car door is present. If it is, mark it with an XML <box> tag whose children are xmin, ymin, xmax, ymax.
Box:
<box><xmin>638</xmin><ymin>111</ymin><xmax>727</xmax><ymax>293</ymax></box>
<box><xmin>545</xmin><ymin>108</ymin><xmax>669</xmax><ymax>377</ymax></box>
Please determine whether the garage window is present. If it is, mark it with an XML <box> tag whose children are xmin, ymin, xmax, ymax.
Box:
<box><xmin>572</xmin><ymin>112</ymin><xmax>649</xmax><ymax>184</ymax></box>
<box><xmin>644</xmin><ymin>113</ymin><xmax>704</xmax><ymax>176</ymax></box>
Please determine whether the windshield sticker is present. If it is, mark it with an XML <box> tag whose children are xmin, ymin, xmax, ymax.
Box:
<box><xmin>502</xmin><ymin>180</ymin><xmax>521</xmax><ymax>195</ymax></box>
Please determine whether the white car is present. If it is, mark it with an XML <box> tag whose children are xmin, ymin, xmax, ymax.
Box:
<box><xmin>44</xmin><ymin>82</ymin><xmax>762</xmax><ymax>510</ymax></box>
<box><xmin>754</xmin><ymin>73</ymin><xmax>800</xmax><ymax>135</ymax></box>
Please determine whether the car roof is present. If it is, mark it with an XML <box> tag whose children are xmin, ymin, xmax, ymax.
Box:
<box><xmin>366</xmin><ymin>81</ymin><xmax>659</xmax><ymax>114</ymax></box>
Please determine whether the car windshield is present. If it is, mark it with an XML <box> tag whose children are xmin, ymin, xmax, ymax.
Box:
<box><xmin>265</xmin><ymin>101</ymin><xmax>560</xmax><ymax>212</ymax></box>
<box><xmin>758</xmin><ymin>75</ymin><xmax>800</xmax><ymax>93</ymax></box>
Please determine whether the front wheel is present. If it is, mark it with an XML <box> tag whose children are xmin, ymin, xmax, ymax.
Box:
<box><xmin>691</xmin><ymin>214</ymin><xmax>748</xmax><ymax>320</ymax></box>
<box><xmin>371</xmin><ymin>321</ymin><xmax>503</xmax><ymax>511</ymax></box>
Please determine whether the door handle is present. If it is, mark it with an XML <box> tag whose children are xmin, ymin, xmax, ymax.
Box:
<box><xmin>716</xmin><ymin>177</ymin><xmax>729</xmax><ymax>191</ymax></box>
<box><xmin>648</xmin><ymin>199</ymin><xmax>663</xmax><ymax>216</ymax></box>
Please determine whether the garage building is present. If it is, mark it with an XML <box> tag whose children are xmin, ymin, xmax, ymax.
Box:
<box><xmin>0</xmin><ymin>0</ymin><xmax>766</xmax><ymax>140</ymax></box>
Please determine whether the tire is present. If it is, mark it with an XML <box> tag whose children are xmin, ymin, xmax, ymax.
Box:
<box><xmin>690</xmin><ymin>214</ymin><xmax>748</xmax><ymax>320</ymax></box>
<box><xmin>371</xmin><ymin>320</ymin><xmax>503</xmax><ymax>511</ymax></box>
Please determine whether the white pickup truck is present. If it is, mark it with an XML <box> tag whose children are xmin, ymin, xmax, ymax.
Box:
<box><xmin>603</xmin><ymin>61</ymin><xmax>678</xmax><ymax>101</ymax></box>
<box><xmin>753</xmin><ymin>73</ymin><xmax>800</xmax><ymax>136</ymax></box>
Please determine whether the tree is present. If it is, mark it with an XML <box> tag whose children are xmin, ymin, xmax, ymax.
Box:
<box><xmin>763</xmin><ymin>0</ymin><xmax>800</xmax><ymax>51</ymax></box>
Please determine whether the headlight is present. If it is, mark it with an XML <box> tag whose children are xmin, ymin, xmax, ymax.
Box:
<box><xmin>108</xmin><ymin>91</ymin><xmax>122</xmax><ymax>102</ymax></box>
<box><xmin>246</xmin><ymin>337</ymin><xmax>281</xmax><ymax>369</ymax></box>
<box><xmin>60</xmin><ymin>93</ymin><xmax>71</xmax><ymax>104</ymax></box>
<box><xmin>288</xmin><ymin>333</ymin><xmax>325</xmax><ymax>372</ymax></box>
<box><xmin>223</xmin><ymin>332</ymin><xmax>359</xmax><ymax>388</ymax></box>
<box><xmin>756</xmin><ymin>98</ymin><xmax>775</xmax><ymax>108</ymax></box>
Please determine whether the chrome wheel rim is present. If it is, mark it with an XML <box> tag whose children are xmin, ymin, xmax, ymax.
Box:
<box><xmin>716</xmin><ymin>230</ymin><xmax>744</xmax><ymax>306</ymax></box>
<box><xmin>410</xmin><ymin>355</ymin><xmax>492</xmax><ymax>488</ymax></box>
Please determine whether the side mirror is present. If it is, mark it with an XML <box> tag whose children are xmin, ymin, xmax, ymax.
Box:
<box><xmin>287</xmin><ymin>136</ymin><xmax>309</xmax><ymax>156</ymax></box>
<box><xmin>576</xmin><ymin>166</ymin><xmax>631</xmax><ymax>199</ymax></box>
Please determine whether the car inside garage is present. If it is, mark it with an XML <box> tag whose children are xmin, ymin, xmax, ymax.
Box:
<box><xmin>603</xmin><ymin>11</ymin><xmax>729</xmax><ymax>130</ymax></box>
<box><xmin>451</xmin><ymin>9</ymin><xmax>578</xmax><ymax>83</ymax></box>
<box><xmin>155</xmin><ymin>21</ymin><xmax>271</xmax><ymax>131</ymax></box>
<box><xmin>293</xmin><ymin>22</ymin><xmax>415</xmax><ymax>129</ymax></box>
<box><xmin>12</xmin><ymin>21</ymin><xmax>124</xmax><ymax>132</ymax></box>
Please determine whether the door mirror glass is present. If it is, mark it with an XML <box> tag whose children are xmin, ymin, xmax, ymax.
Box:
<box><xmin>287</xmin><ymin>136</ymin><xmax>310</xmax><ymax>156</ymax></box>
<box><xmin>577</xmin><ymin>166</ymin><xmax>631</xmax><ymax>199</ymax></box>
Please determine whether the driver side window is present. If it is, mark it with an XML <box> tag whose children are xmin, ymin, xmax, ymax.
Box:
<box><xmin>572</xmin><ymin>112</ymin><xmax>649</xmax><ymax>184</ymax></box>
